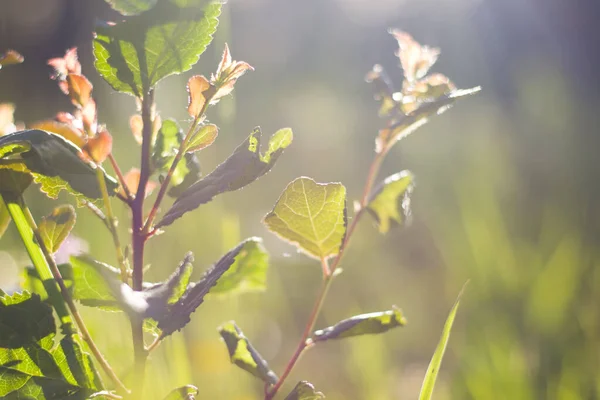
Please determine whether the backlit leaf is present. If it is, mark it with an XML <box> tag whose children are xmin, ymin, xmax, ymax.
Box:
<box><xmin>186</xmin><ymin>123</ymin><xmax>218</xmax><ymax>153</ymax></box>
<box><xmin>284</xmin><ymin>381</ymin><xmax>326</xmax><ymax>400</ymax></box>
<box><xmin>163</xmin><ymin>385</ymin><xmax>199</xmax><ymax>400</ymax></box>
<box><xmin>418</xmin><ymin>283</ymin><xmax>468</xmax><ymax>400</ymax></box>
<box><xmin>104</xmin><ymin>0</ymin><xmax>157</xmax><ymax>15</ymax></box>
<box><xmin>38</xmin><ymin>205</ymin><xmax>77</xmax><ymax>253</ymax></box>
<box><xmin>210</xmin><ymin>237</ymin><xmax>268</xmax><ymax>296</ymax></box>
<box><xmin>93</xmin><ymin>1</ymin><xmax>222</xmax><ymax>96</ymax></box>
<box><xmin>0</xmin><ymin>130</ymin><xmax>118</xmax><ymax>201</ymax></box>
<box><xmin>0</xmin><ymin>50</ymin><xmax>24</xmax><ymax>68</ymax></box>
<box><xmin>187</xmin><ymin>75</ymin><xmax>213</xmax><ymax>117</ymax></box>
<box><xmin>218</xmin><ymin>321</ymin><xmax>278</xmax><ymax>385</ymax></box>
<box><xmin>0</xmin><ymin>291</ymin><xmax>55</xmax><ymax>349</ymax></box>
<box><xmin>263</xmin><ymin>177</ymin><xmax>347</xmax><ymax>260</ymax></box>
<box><xmin>312</xmin><ymin>307</ymin><xmax>406</xmax><ymax>343</ymax></box>
<box><xmin>366</xmin><ymin>171</ymin><xmax>414</xmax><ymax>233</ymax></box>
<box><xmin>157</xmin><ymin>127</ymin><xmax>292</xmax><ymax>228</ymax></box>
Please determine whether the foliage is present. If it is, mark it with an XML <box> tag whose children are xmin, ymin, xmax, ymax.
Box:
<box><xmin>0</xmin><ymin>3</ymin><xmax>478</xmax><ymax>399</ymax></box>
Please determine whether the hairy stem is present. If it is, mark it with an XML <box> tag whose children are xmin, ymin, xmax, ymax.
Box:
<box><xmin>96</xmin><ymin>168</ymin><xmax>129</xmax><ymax>283</ymax></box>
<box><xmin>130</xmin><ymin>89</ymin><xmax>155</xmax><ymax>397</ymax></box>
<box><xmin>265</xmin><ymin>149</ymin><xmax>387</xmax><ymax>399</ymax></box>
<box><xmin>2</xmin><ymin>192</ymin><xmax>129</xmax><ymax>394</ymax></box>
<box><xmin>143</xmin><ymin>99</ymin><xmax>212</xmax><ymax>234</ymax></box>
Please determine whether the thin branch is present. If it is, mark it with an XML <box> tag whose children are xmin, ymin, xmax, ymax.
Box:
<box><xmin>108</xmin><ymin>153</ymin><xmax>133</xmax><ymax>202</ymax></box>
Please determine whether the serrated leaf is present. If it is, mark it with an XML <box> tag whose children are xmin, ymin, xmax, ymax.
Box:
<box><xmin>0</xmin><ymin>130</ymin><xmax>118</xmax><ymax>201</ymax></box>
<box><xmin>38</xmin><ymin>205</ymin><xmax>77</xmax><ymax>253</ymax></box>
<box><xmin>366</xmin><ymin>171</ymin><xmax>414</xmax><ymax>233</ymax></box>
<box><xmin>163</xmin><ymin>385</ymin><xmax>199</xmax><ymax>400</ymax></box>
<box><xmin>263</xmin><ymin>177</ymin><xmax>347</xmax><ymax>260</ymax></box>
<box><xmin>104</xmin><ymin>0</ymin><xmax>157</xmax><ymax>16</ymax></box>
<box><xmin>312</xmin><ymin>307</ymin><xmax>406</xmax><ymax>343</ymax></box>
<box><xmin>284</xmin><ymin>381</ymin><xmax>326</xmax><ymax>400</ymax></box>
<box><xmin>157</xmin><ymin>239</ymin><xmax>248</xmax><ymax>336</ymax></box>
<box><xmin>210</xmin><ymin>237</ymin><xmax>268</xmax><ymax>296</ymax></box>
<box><xmin>0</xmin><ymin>291</ymin><xmax>55</xmax><ymax>349</ymax></box>
<box><xmin>152</xmin><ymin>119</ymin><xmax>201</xmax><ymax>197</ymax></box>
<box><xmin>157</xmin><ymin>127</ymin><xmax>293</xmax><ymax>228</ymax></box>
<box><xmin>218</xmin><ymin>321</ymin><xmax>278</xmax><ymax>385</ymax></box>
<box><xmin>418</xmin><ymin>283</ymin><xmax>468</xmax><ymax>400</ymax></box>
<box><xmin>185</xmin><ymin>123</ymin><xmax>218</xmax><ymax>153</ymax></box>
<box><xmin>93</xmin><ymin>1</ymin><xmax>222</xmax><ymax>96</ymax></box>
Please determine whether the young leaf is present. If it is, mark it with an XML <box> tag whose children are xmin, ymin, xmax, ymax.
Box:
<box><xmin>210</xmin><ymin>236</ymin><xmax>269</xmax><ymax>296</ymax></box>
<box><xmin>0</xmin><ymin>291</ymin><xmax>55</xmax><ymax>349</ymax></box>
<box><xmin>375</xmin><ymin>87</ymin><xmax>481</xmax><ymax>153</ymax></box>
<box><xmin>38</xmin><ymin>205</ymin><xmax>77</xmax><ymax>253</ymax></box>
<box><xmin>0</xmin><ymin>50</ymin><xmax>24</xmax><ymax>68</ymax></box>
<box><xmin>187</xmin><ymin>75</ymin><xmax>213</xmax><ymax>117</ymax></box>
<box><xmin>186</xmin><ymin>123</ymin><xmax>218</xmax><ymax>153</ymax></box>
<box><xmin>163</xmin><ymin>385</ymin><xmax>199</xmax><ymax>400</ymax></box>
<box><xmin>263</xmin><ymin>177</ymin><xmax>347</xmax><ymax>260</ymax></box>
<box><xmin>156</xmin><ymin>239</ymin><xmax>249</xmax><ymax>336</ymax></box>
<box><xmin>104</xmin><ymin>0</ymin><xmax>158</xmax><ymax>16</ymax></box>
<box><xmin>284</xmin><ymin>381</ymin><xmax>326</xmax><ymax>400</ymax></box>
<box><xmin>157</xmin><ymin>127</ymin><xmax>293</xmax><ymax>228</ymax></box>
<box><xmin>152</xmin><ymin>119</ymin><xmax>201</xmax><ymax>196</ymax></box>
<box><xmin>218</xmin><ymin>321</ymin><xmax>278</xmax><ymax>385</ymax></box>
<box><xmin>0</xmin><ymin>130</ymin><xmax>118</xmax><ymax>201</ymax></box>
<box><xmin>390</xmin><ymin>30</ymin><xmax>440</xmax><ymax>83</ymax></box>
<box><xmin>312</xmin><ymin>307</ymin><xmax>406</xmax><ymax>343</ymax></box>
<box><xmin>93</xmin><ymin>0</ymin><xmax>222</xmax><ymax>96</ymax></box>
<box><xmin>366</xmin><ymin>171</ymin><xmax>414</xmax><ymax>233</ymax></box>
<box><xmin>418</xmin><ymin>283</ymin><xmax>468</xmax><ymax>400</ymax></box>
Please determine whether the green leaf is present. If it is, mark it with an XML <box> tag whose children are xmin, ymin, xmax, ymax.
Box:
<box><xmin>93</xmin><ymin>0</ymin><xmax>222</xmax><ymax>96</ymax></box>
<box><xmin>210</xmin><ymin>237</ymin><xmax>269</xmax><ymax>296</ymax></box>
<box><xmin>218</xmin><ymin>321</ymin><xmax>278</xmax><ymax>385</ymax></box>
<box><xmin>0</xmin><ymin>292</ymin><xmax>100</xmax><ymax>398</ymax></box>
<box><xmin>38</xmin><ymin>205</ymin><xmax>77</xmax><ymax>253</ymax></box>
<box><xmin>104</xmin><ymin>0</ymin><xmax>157</xmax><ymax>16</ymax></box>
<box><xmin>0</xmin><ymin>291</ymin><xmax>55</xmax><ymax>349</ymax></box>
<box><xmin>0</xmin><ymin>170</ymin><xmax>32</xmax><ymax>195</ymax></box>
<box><xmin>284</xmin><ymin>381</ymin><xmax>326</xmax><ymax>400</ymax></box>
<box><xmin>24</xmin><ymin>259</ymin><xmax>120</xmax><ymax>311</ymax></box>
<box><xmin>366</xmin><ymin>171</ymin><xmax>414</xmax><ymax>233</ymax></box>
<box><xmin>156</xmin><ymin>240</ymin><xmax>248</xmax><ymax>336</ymax></box>
<box><xmin>157</xmin><ymin>127</ymin><xmax>293</xmax><ymax>228</ymax></box>
<box><xmin>418</xmin><ymin>283</ymin><xmax>468</xmax><ymax>400</ymax></box>
<box><xmin>152</xmin><ymin>119</ymin><xmax>201</xmax><ymax>197</ymax></box>
<box><xmin>312</xmin><ymin>307</ymin><xmax>406</xmax><ymax>343</ymax></box>
<box><xmin>0</xmin><ymin>130</ymin><xmax>118</xmax><ymax>201</ymax></box>
<box><xmin>185</xmin><ymin>123</ymin><xmax>218</xmax><ymax>153</ymax></box>
<box><xmin>162</xmin><ymin>385</ymin><xmax>199</xmax><ymax>400</ymax></box>
<box><xmin>263</xmin><ymin>177</ymin><xmax>347</xmax><ymax>260</ymax></box>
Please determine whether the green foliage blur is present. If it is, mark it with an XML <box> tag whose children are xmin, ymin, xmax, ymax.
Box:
<box><xmin>1</xmin><ymin>0</ymin><xmax>599</xmax><ymax>399</ymax></box>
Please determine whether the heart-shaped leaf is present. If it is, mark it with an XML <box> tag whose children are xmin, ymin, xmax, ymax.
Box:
<box><xmin>264</xmin><ymin>177</ymin><xmax>347</xmax><ymax>260</ymax></box>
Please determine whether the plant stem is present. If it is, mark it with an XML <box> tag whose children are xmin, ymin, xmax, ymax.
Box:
<box><xmin>2</xmin><ymin>192</ymin><xmax>129</xmax><ymax>394</ymax></box>
<box><xmin>130</xmin><ymin>89</ymin><xmax>155</xmax><ymax>397</ymax></box>
<box><xmin>265</xmin><ymin>150</ymin><xmax>388</xmax><ymax>399</ymax></box>
<box><xmin>142</xmin><ymin>99</ymin><xmax>212</xmax><ymax>234</ymax></box>
<box><xmin>96</xmin><ymin>168</ymin><xmax>129</xmax><ymax>283</ymax></box>
<box><xmin>108</xmin><ymin>153</ymin><xmax>133</xmax><ymax>202</ymax></box>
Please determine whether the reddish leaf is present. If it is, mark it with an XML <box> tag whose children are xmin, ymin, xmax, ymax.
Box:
<box><xmin>390</xmin><ymin>30</ymin><xmax>439</xmax><ymax>83</ymax></box>
<box><xmin>210</xmin><ymin>44</ymin><xmax>253</xmax><ymax>101</ymax></box>
<box><xmin>129</xmin><ymin>114</ymin><xmax>143</xmax><ymax>144</ymax></box>
<box><xmin>0</xmin><ymin>103</ymin><xmax>17</xmax><ymax>136</ymax></box>
<box><xmin>121</xmin><ymin>168</ymin><xmax>157</xmax><ymax>198</ymax></box>
<box><xmin>48</xmin><ymin>47</ymin><xmax>81</xmax><ymax>78</ymax></box>
<box><xmin>66</xmin><ymin>74</ymin><xmax>93</xmax><ymax>108</ymax></box>
<box><xmin>81</xmin><ymin>98</ymin><xmax>97</xmax><ymax>134</ymax></box>
<box><xmin>30</xmin><ymin>120</ymin><xmax>85</xmax><ymax>147</ymax></box>
<box><xmin>187</xmin><ymin>75</ymin><xmax>213</xmax><ymax>117</ymax></box>
<box><xmin>83</xmin><ymin>129</ymin><xmax>112</xmax><ymax>163</ymax></box>
<box><xmin>0</xmin><ymin>50</ymin><xmax>24</xmax><ymax>67</ymax></box>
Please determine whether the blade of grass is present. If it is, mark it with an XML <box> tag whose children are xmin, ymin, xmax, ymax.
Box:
<box><xmin>418</xmin><ymin>281</ymin><xmax>469</xmax><ymax>400</ymax></box>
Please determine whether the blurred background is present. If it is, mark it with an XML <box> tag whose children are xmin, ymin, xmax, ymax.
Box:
<box><xmin>1</xmin><ymin>0</ymin><xmax>600</xmax><ymax>399</ymax></box>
